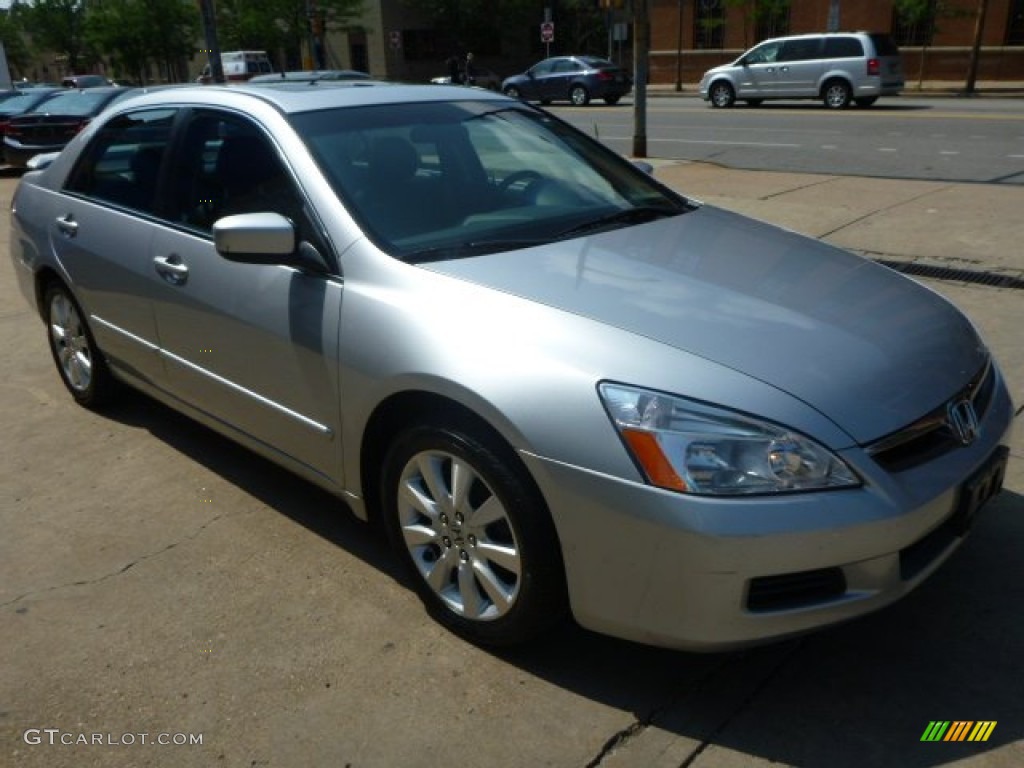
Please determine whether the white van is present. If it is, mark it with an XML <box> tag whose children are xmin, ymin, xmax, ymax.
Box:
<box><xmin>699</xmin><ymin>32</ymin><xmax>904</xmax><ymax>109</ymax></box>
<box><xmin>197</xmin><ymin>51</ymin><xmax>273</xmax><ymax>84</ymax></box>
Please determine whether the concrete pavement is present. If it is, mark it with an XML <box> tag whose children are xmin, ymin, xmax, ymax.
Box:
<box><xmin>2</xmin><ymin>160</ymin><xmax>1022</xmax><ymax>768</ymax></box>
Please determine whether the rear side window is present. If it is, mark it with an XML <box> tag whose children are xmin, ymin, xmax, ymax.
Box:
<box><xmin>823</xmin><ymin>37</ymin><xmax>865</xmax><ymax>58</ymax></box>
<box><xmin>868</xmin><ymin>34</ymin><xmax>900</xmax><ymax>56</ymax></box>
<box><xmin>780</xmin><ymin>38</ymin><xmax>822</xmax><ymax>62</ymax></box>
<box><xmin>65</xmin><ymin>108</ymin><xmax>177</xmax><ymax>215</ymax></box>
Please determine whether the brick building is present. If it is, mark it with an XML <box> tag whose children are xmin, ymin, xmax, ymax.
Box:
<box><xmin>649</xmin><ymin>0</ymin><xmax>1024</xmax><ymax>85</ymax></box>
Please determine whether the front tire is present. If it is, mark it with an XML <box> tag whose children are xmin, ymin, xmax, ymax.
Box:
<box><xmin>381</xmin><ymin>419</ymin><xmax>566</xmax><ymax>646</ymax></box>
<box><xmin>569</xmin><ymin>84</ymin><xmax>590</xmax><ymax>106</ymax></box>
<box><xmin>503</xmin><ymin>85</ymin><xmax>521</xmax><ymax>99</ymax></box>
<box><xmin>43</xmin><ymin>282</ymin><xmax>115</xmax><ymax>408</ymax></box>
<box><xmin>709</xmin><ymin>81</ymin><xmax>735</xmax><ymax>108</ymax></box>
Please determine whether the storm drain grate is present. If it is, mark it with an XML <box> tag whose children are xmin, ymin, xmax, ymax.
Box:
<box><xmin>875</xmin><ymin>260</ymin><xmax>1024</xmax><ymax>290</ymax></box>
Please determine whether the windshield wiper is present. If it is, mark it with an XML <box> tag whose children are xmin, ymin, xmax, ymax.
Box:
<box><xmin>402</xmin><ymin>238</ymin><xmax>548</xmax><ymax>263</ymax></box>
<box><xmin>554</xmin><ymin>205</ymin><xmax>683</xmax><ymax>239</ymax></box>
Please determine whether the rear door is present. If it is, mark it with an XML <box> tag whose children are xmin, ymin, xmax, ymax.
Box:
<box><xmin>49</xmin><ymin>107</ymin><xmax>179</xmax><ymax>384</ymax></box>
<box><xmin>776</xmin><ymin>37</ymin><xmax>824</xmax><ymax>97</ymax></box>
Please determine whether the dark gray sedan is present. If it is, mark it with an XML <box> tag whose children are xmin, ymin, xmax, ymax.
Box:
<box><xmin>9</xmin><ymin>82</ymin><xmax>1013</xmax><ymax>650</ymax></box>
<box><xmin>502</xmin><ymin>55</ymin><xmax>632</xmax><ymax>105</ymax></box>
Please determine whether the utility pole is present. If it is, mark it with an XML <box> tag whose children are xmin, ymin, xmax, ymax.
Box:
<box><xmin>197</xmin><ymin>0</ymin><xmax>225</xmax><ymax>83</ymax></box>
<box><xmin>964</xmin><ymin>0</ymin><xmax>990</xmax><ymax>94</ymax></box>
<box><xmin>675</xmin><ymin>0</ymin><xmax>684</xmax><ymax>92</ymax></box>
<box><xmin>632</xmin><ymin>0</ymin><xmax>648</xmax><ymax>158</ymax></box>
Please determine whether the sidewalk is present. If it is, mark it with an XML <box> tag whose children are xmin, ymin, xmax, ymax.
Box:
<box><xmin>647</xmin><ymin>80</ymin><xmax>1024</xmax><ymax>97</ymax></box>
<box><xmin>652</xmin><ymin>160</ymin><xmax>1024</xmax><ymax>278</ymax></box>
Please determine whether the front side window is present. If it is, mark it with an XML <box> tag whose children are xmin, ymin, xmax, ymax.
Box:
<box><xmin>745</xmin><ymin>42</ymin><xmax>781</xmax><ymax>65</ymax></box>
<box><xmin>169</xmin><ymin>112</ymin><xmax>303</xmax><ymax>234</ymax></box>
<box><xmin>292</xmin><ymin>100</ymin><xmax>690</xmax><ymax>262</ymax></box>
<box><xmin>64</xmin><ymin>108</ymin><xmax>177</xmax><ymax>214</ymax></box>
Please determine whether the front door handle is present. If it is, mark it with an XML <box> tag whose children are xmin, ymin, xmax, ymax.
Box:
<box><xmin>55</xmin><ymin>214</ymin><xmax>78</xmax><ymax>238</ymax></box>
<box><xmin>153</xmin><ymin>254</ymin><xmax>189</xmax><ymax>286</ymax></box>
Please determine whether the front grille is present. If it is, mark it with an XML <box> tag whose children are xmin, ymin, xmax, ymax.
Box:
<box><xmin>746</xmin><ymin>567</ymin><xmax>847</xmax><ymax>612</ymax></box>
<box><xmin>867</xmin><ymin>360</ymin><xmax>994</xmax><ymax>473</ymax></box>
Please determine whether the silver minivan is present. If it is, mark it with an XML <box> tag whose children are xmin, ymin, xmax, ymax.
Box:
<box><xmin>699</xmin><ymin>32</ymin><xmax>904</xmax><ymax>109</ymax></box>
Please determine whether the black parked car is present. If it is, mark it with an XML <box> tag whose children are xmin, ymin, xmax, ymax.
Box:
<box><xmin>501</xmin><ymin>55</ymin><xmax>632</xmax><ymax>106</ymax></box>
<box><xmin>3</xmin><ymin>87</ymin><xmax>134</xmax><ymax>168</ymax></box>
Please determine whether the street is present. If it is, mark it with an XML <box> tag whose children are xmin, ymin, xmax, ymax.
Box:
<box><xmin>549</xmin><ymin>94</ymin><xmax>1024</xmax><ymax>184</ymax></box>
<box><xmin>2</xmin><ymin>101</ymin><xmax>1023</xmax><ymax>768</ymax></box>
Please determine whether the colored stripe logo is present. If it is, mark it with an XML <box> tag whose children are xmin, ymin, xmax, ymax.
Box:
<box><xmin>921</xmin><ymin>721</ymin><xmax>997</xmax><ymax>742</ymax></box>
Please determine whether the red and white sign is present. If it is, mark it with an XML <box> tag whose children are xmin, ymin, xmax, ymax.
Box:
<box><xmin>540</xmin><ymin>22</ymin><xmax>555</xmax><ymax>44</ymax></box>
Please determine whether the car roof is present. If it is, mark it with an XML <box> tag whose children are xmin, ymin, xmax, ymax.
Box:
<box><xmin>248</xmin><ymin>70</ymin><xmax>371</xmax><ymax>83</ymax></box>
<box><xmin>110</xmin><ymin>81</ymin><xmax>510</xmax><ymax>116</ymax></box>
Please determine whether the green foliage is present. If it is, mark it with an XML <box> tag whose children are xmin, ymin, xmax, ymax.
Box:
<box><xmin>13</xmin><ymin>0</ymin><xmax>360</xmax><ymax>82</ymax></box>
<box><xmin>0</xmin><ymin>6</ymin><xmax>32</xmax><ymax>76</ymax></box>
<box><xmin>20</xmin><ymin>0</ymin><xmax>92</xmax><ymax>72</ymax></box>
<box><xmin>86</xmin><ymin>0</ymin><xmax>198</xmax><ymax>83</ymax></box>
<box><xmin>215</xmin><ymin>0</ymin><xmax>363</xmax><ymax>66</ymax></box>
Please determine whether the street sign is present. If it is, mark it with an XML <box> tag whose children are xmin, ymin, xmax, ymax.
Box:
<box><xmin>540</xmin><ymin>21</ymin><xmax>554</xmax><ymax>44</ymax></box>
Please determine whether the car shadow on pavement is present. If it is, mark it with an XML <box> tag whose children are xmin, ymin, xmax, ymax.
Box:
<box><xmin>103</xmin><ymin>390</ymin><xmax>1022</xmax><ymax>767</ymax></box>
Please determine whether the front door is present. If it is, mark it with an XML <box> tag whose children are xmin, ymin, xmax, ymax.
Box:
<box><xmin>148</xmin><ymin>110</ymin><xmax>343</xmax><ymax>481</ymax></box>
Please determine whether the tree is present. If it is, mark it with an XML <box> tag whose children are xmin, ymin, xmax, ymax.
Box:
<box><xmin>20</xmin><ymin>0</ymin><xmax>92</xmax><ymax>73</ymax></box>
<box><xmin>86</xmin><ymin>0</ymin><xmax>198</xmax><ymax>83</ymax></box>
<box><xmin>893</xmin><ymin>0</ymin><xmax>972</xmax><ymax>88</ymax></box>
<box><xmin>0</xmin><ymin>5</ymin><xmax>33</xmax><ymax>78</ymax></box>
<box><xmin>215</xmin><ymin>0</ymin><xmax>363</xmax><ymax>70</ymax></box>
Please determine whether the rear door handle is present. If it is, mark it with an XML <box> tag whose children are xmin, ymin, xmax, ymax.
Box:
<box><xmin>55</xmin><ymin>214</ymin><xmax>78</xmax><ymax>238</ymax></box>
<box><xmin>153</xmin><ymin>254</ymin><xmax>189</xmax><ymax>285</ymax></box>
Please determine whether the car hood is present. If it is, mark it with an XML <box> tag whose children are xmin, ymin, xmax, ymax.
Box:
<box><xmin>422</xmin><ymin>205</ymin><xmax>986</xmax><ymax>444</ymax></box>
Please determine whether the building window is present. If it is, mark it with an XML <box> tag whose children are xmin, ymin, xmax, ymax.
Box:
<box><xmin>695</xmin><ymin>0</ymin><xmax>725</xmax><ymax>49</ymax></box>
<box><xmin>1008</xmin><ymin>0</ymin><xmax>1024</xmax><ymax>44</ymax></box>
<box><xmin>892</xmin><ymin>0</ymin><xmax>936</xmax><ymax>46</ymax></box>
<box><xmin>756</xmin><ymin>0</ymin><xmax>790</xmax><ymax>41</ymax></box>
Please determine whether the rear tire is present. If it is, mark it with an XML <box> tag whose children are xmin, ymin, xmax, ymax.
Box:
<box><xmin>569</xmin><ymin>84</ymin><xmax>590</xmax><ymax>106</ymax></box>
<box><xmin>823</xmin><ymin>79</ymin><xmax>852</xmax><ymax>109</ymax></box>
<box><xmin>43</xmin><ymin>282</ymin><xmax>116</xmax><ymax>408</ymax></box>
<box><xmin>709</xmin><ymin>81</ymin><xmax>735</xmax><ymax>108</ymax></box>
<box><xmin>603</xmin><ymin>95</ymin><xmax>621</xmax><ymax>105</ymax></box>
<box><xmin>745</xmin><ymin>99</ymin><xmax>763</xmax><ymax>107</ymax></box>
<box><xmin>855</xmin><ymin>96</ymin><xmax>878</xmax><ymax>108</ymax></box>
<box><xmin>381</xmin><ymin>418</ymin><xmax>566</xmax><ymax>646</ymax></box>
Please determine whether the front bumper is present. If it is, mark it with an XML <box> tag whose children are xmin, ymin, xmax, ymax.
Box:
<box><xmin>521</xmin><ymin>369</ymin><xmax>1014</xmax><ymax>651</ymax></box>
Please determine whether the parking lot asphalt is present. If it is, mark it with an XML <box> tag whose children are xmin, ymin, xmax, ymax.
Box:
<box><xmin>2</xmin><ymin>165</ymin><xmax>1022</xmax><ymax>768</ymax></box>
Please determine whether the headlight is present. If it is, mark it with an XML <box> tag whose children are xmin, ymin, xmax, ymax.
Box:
<box><xmin>599</xmin><ymin>383</ymin><xmax>860</xmax><ymax>495</ymax></box>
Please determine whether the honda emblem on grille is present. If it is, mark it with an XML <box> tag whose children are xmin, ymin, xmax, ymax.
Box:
<box><xmin>947</xmin><ymin>399</ymin><xmax>979</xmax><ymax>445</ymax></box>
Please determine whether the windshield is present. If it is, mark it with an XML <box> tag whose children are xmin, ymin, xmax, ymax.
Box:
<box><xmin>291</xmin><ymin>100</ymin><xmax>690</xmax><ymax>262</ymax></box>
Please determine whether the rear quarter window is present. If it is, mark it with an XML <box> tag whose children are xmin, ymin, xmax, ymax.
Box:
<box><xmin>868</xmin><ymin>34</ymin><xmax>900</xmax><ymax>56</ymax></box>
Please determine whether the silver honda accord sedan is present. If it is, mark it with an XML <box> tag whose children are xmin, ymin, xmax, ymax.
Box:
<box><xmin>10</xmin><ymin>82</ymin><xmax>1013</xmax><ymax>650</ymax></box>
